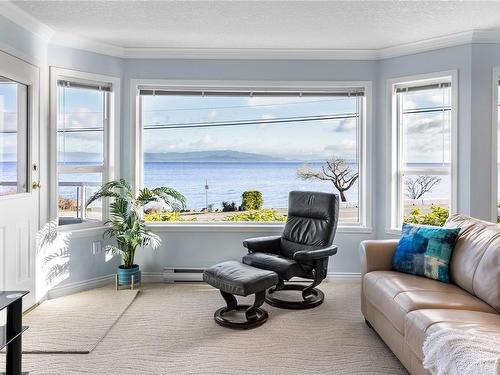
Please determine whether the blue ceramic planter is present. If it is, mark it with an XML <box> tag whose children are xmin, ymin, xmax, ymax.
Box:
<box><xmin>117</xmin><ymin>264</ymin><xmax>141</xmax><ymax>286</ymax></box>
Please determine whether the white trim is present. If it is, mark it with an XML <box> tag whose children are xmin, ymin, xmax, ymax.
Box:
<box><xmin>39</xmin><ymin>271</ymin><xmax>361</xmax><ymax>301</ymax></box>
<box><xmin>0</xmin><ymin>2</ymin><xmax>54</xmax><ymax>42</ymax></box>
<box><xmin>49</xmin><ymin>67</ymin><xmax>121</xmax><ymax>227</ymax></box>
<box><xmin>50</xmin><ymin>31</ymin><xmax>124</xmax><ymax>58</ymax></box>
<box><xmin>491</xmin><ymin>67</ymin><xmax>500</xmax><ymax>222</ymax></box>
<box><xmin>145</xmin><ymin>270</ymin><xmax>361</xmax><ymax>283</ymax></box>
<box><xmin>326</xmin><ymin>272</ymin><xmax>361</xmax><ymax>279</ymax></box>
<box><xmin>44</xmin><ymin>29</ymin><xmax>500</xmax><ymax>61</ymax></box>
<box><xmin>386</xmin><ymin>70</ymin><xmax>458</xmax><ymax>233</ymax></box>
<box><xmin>132</xmin><ymin>79</ymin><xmax>373</xmax><ymax>230</ymax></box>
<box><xmin>147</xmin><ymin>222</ymin><xmax>373</xmax><ymax>234</ymax></box>
<box><xmin>47</xmin><ymin>274</ymin><xmax>114</xmax><ymax>299</ymax></box>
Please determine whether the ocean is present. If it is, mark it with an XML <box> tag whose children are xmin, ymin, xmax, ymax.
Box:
<box><xmin>0</xmin><ymin>161</ymin><xmax>453</xmax><ymax>210</ymax></box>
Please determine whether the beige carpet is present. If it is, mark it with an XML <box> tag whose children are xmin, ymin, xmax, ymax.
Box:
<box><xmin>22</xmin><ymin>286</ymin><xmax>139</xmax><ymax>353</ymax></box>
<box><xmin>1</xmin><ymin>280</ymin><xmax>407</xmax><ymax>374</ymax></box>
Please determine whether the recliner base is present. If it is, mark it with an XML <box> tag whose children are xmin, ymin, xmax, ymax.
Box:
<box><xmin>265</xmin><ymin>283</ymin><xmax>325</xmax><ymax>309</ymax></box>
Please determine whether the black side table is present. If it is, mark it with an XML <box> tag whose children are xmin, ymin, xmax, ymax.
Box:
<box><xmin>0</xmin><ymin>291</ymin><xmax>29</xmax><ymax>375</ymax></box>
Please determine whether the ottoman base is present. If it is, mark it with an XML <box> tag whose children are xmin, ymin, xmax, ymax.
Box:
<box><xmin>214</xmin><ymin>290</ymin><xmax>268</xmax><ymax>330</ymax></box>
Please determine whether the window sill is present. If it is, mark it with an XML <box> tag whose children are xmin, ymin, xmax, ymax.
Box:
<box><xmin>57</xmin><ymin>222</ymin><xmax>107</xmax><ymax>238</ymax></box>
<box><xmin>146</xmin><ymin>222</ymin><xmax>373</xmax><ymax>234</ymax></box>
<box><xmin>385</xmin><ymin>228</ymin><xmax>402</xmax><ymax>236</ymax></box>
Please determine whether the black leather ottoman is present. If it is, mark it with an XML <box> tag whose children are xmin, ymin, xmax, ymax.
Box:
<box><xmin>203</xmin><ymin>260</ymin><xmax>279</xmax><ymax>329</ymax></box>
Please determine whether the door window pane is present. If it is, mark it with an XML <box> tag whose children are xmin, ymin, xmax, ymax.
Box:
<box><xmin>0</xmin><ymin>77</ymin><xmax>28</xmax><ymax>196</ymax></box>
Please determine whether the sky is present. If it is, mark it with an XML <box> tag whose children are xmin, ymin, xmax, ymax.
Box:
<box><xmin>0</xmin><ymin>83</ymin><xmax>457</xmax><ymax>164</ymax></box>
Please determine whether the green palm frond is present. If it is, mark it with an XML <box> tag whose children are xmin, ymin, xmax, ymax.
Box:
<box><xmin>134</xmin><ymin>186</ymin><xmax>186</xmax><ymax>211</ymax></box>
<box><xmin>86</xmin><ymin>179</ymin><xmax>184</xmax><ymax>269</ymax></box>
<box><xmin>86</xmin><ymin>179</ymin><xmax>132</xmax><ymax>207</ymax></box>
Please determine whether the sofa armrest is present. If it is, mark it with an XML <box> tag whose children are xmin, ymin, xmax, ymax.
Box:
<box><xmin>359</xmin><ymin>240</ymin><xmax>398</xmax><ymax>277</ymax></box>
<box><xmin>243</xmin><ymin>235</ymin><xmax>282</xmax><ymax>254</ymax></box>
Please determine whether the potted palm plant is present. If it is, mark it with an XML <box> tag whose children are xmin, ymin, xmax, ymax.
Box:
<box><xmin>86</xmin><ymin>179</ymin><xmax>186</xmax><ymax>287</ymax></box>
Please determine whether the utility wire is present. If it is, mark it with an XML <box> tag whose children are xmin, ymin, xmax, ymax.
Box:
<box><xmin>143</xmin><ymin>112</ymin><xmax>358</xmax><ymax>130</ymax></box>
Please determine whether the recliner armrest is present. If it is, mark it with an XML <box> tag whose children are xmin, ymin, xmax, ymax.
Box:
<box><xmin>243</xmin><ymin>235</ymin><xmax>282</xmax><ymax>253</ymax></box>
<box><xmin>293</xmin><ymin>245</ymin><xmax>338</xmax><ymax>261</ymax></box>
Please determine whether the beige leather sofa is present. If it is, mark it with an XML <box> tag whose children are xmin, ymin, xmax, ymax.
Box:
<box><xmin>360</xmin><ymin>214</ymin><xmax>500</xmax><ymax>374</ymax></box>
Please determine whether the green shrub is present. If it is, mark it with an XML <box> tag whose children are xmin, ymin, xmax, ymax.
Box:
<box><xmin>222</xmin><ymin>201</ymin><xmax>238</xmax><ymax>212</ymax></box>
<box><xmin>241</xmin><ymin>191</ymin><xmax>263</xmax><ymax>210</ymax></box>
<box><xmin>224</xmin><ymin>209</ymin><xmax>287</xmax><ymax>222</ymax></box>
<box><xmin>144</xmin><ymin>211</ymin><xmax>196</xmax><ymax>222</ymax></box>
<box><xmin>403</xmin><ymin>205</ymin><xmax>449</xmax><ymax>227</ymax></box>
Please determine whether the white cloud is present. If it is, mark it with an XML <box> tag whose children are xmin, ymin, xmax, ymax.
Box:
<box><xmin>206</xmin><ymin>110</ymin><xmax>217</xmax><ymax>121</ymax></box>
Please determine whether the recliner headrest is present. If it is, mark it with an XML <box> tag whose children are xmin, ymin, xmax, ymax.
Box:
<box><xmin>287</xmin><ymin>191</ymin><xmax>338</xmax><ymax>222</ymax></box>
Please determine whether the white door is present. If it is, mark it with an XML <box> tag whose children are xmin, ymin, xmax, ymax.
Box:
<box><xmin>0</xmin><ymin>50</ymin><xmax>40</xmax><ymax>309</ymax></box>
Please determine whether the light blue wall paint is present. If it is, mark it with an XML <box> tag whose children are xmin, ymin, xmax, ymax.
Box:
<box><xmin>376</xmin><ymin>45</ymin><xmax>474</xmax><ymax>238</ymax></box>
<box><xmin>470</xmin><ymin>44</ymin><xmax>500</xmax><ymax>221</ymax></box>
<box><xmin>48</xmin><ymin>44</ymin><xmax>123</xmax><ymax>77</ymax></box>
<box><xmin>0</xmin><ymin>14</ymin><xmax>46</xmax><ymax>64</ymax></box>
<box><xmin>1</xmin><ymin>14</ymin><xmax>499</xmax><ymax>286</ymax></box>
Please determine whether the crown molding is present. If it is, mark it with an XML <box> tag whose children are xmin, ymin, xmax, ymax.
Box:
<box><xmin>376</xmin><ymin>30</ymin><xmax>475</xmax><ymax>60</ymax></box>
<box><xmin>50</xmin><ymin>32</ymin><xmax>124</xmax><ymax>58</ymax></box>
<box><xmin>2</xmin><ymin>2</ymin><xmax>500</xmax><ymax>61</ymax></box>
<box><xmin>43</xmin><ymin>29</ymin><xmax>500</xmax><ymax>61</ymax></box>
<box><xmin>122</xmin><ymin>47</ymin><xmax>378</xmax><ymax>60</ymax></box>
<box><xmin>0</xmin><ymin>2</ymin><xmax>54</xmax><ymax>42</ymax></box>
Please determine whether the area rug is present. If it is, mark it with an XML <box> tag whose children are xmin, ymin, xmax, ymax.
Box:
<box><xmin>3</xmin><ymin>280</ymin><xmax>408</xmax><ymax>374</ymax></box>
<box><xmin>21</xmin><ymin>286</ymin><xmax>138</xmax><ymax>353</ymax></box>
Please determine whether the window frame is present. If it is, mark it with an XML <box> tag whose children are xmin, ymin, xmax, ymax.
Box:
<box><xmin>491</xmin><ymin>67</ymin><xmax>500</xmax><ymax>222</ymax></box>
<box><xmin>386</xmin><ymin>71</ymin><xmax>458</xmax><ymax>234</ymax></box>
<box><xmin>131</xmin><ymin>79</ymin><xmax>373</xmax><ymax>232</ymax></box>
<box><xmin>50</xmin><ymin>67</ymin><xmax>120</xmax><ymax>231</ymax></box>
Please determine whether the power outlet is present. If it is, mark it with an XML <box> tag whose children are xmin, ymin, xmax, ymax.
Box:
<box><xmin>92</xmin><ymin>241</ymin><xmax>102</xmax><ymax>255</ymax></box>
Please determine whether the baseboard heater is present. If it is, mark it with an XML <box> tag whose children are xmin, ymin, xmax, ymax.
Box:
<box><xmin>163</xmin><ymin>267</ymin><xmax>206</xmax><ymax>282</ymax></box>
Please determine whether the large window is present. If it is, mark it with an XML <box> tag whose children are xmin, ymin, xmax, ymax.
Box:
<box><xmin>138</xmin><ymin>86</ymin><xmax>367</xmax><ymax>225</ymax></box>
<box><xmin>56</xmin><ymin>78</ymin><xmax>111</xmax><ymax>226</ymax></box>
<box><xmin>0</xmin><ymin>76</ymin><xmax>28</xmax><ymax>196</ymax></box>
<box><xmin>496</xmin><ymin>79</ymin><xmax>500</xmax><ymax>222</ymax></box>
<box><xmin>389</xmin><ymin>76</ymin><xmax>455</xmax><ymax>229</ymax></box>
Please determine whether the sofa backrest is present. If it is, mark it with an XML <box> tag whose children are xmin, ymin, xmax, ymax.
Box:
<box><xmin>444</xmin><ymin>214</ymin><xmax>500</xmax><ymax>312</ymax></box>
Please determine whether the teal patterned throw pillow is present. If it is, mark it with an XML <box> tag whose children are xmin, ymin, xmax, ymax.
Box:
<box><xmin>392</xmin><ymin>223</ymin><xmax>460</xmax><ymax>283</ymax></box>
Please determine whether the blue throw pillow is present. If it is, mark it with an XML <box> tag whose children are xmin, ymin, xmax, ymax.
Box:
<box><xmin>392</xmin><ymin>223</ymin><xmax>461</xmax><ymax>283</ymax></box>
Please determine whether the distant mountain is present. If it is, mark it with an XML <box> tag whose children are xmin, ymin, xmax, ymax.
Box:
<box><xmin>144</xmin><ymin>150</ymin><xmax>287</xmax><ymax>162</ymax></box>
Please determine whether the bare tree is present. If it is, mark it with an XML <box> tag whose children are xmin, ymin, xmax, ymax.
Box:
<box><xmin>297</xmin><ymin>157</ymin><xmax>358</xmax><ymax>202</ymax></box>
<box><xmin>405</xmin><ymin>175</ymin><xmax>441</xmax><ymax>200</ymax></box>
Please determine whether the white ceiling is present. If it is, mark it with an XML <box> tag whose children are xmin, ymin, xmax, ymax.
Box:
<box><xmin>11</xmin><ymin>0</ymin><xmax>500</xmax><ymax>52</ymax></box>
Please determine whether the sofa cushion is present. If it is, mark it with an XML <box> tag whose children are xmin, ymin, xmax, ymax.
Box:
<box><xmin>405</xmin><ymin>309</ymin><xmax>500</xmax><ymax>361</ymax></box>
<box><xmin>392</xmin><ymin>223</ymin><xmax>460</xmax><ymax>283</ymax></box>
<box><xmin>363</xmin><ymin>271</ymin><xmax>496</xmax><ymax>334</ymax></box>
<box><xmin>444</xmin><ymin>214</ymin><xmax>500</xmax><ymax>312</ymax></box>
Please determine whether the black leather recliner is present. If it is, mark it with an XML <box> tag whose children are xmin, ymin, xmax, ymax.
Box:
<box><xmin>242</xmin><ymin>191</ymin><xmax>339</xmax><ymax>309</ymax></box>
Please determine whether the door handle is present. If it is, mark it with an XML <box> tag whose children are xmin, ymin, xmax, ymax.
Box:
<box><xmin>32</xmin><ymin>181</ymin><xmax>41</xmax><ymax>189</ymax></box>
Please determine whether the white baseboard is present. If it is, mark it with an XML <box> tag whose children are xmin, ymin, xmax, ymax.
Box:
<box><xmin>47</xmin><ymin>274</ymin><xmax>115</xmax><ymax>299</ymax></box>
<box><xmin>44</xmin><ymin>270</ymin><xmax>361</xmax><ymax>300</ymax></box>
<box><xmin>327</xmin><ymin>272</ymin><xmax>361</xmax><ymax>278</ymax></box>
<box><xmin>141</xmin><ymin>272</ymin><xmax>164</xmax><ymax>283</ymax></box>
